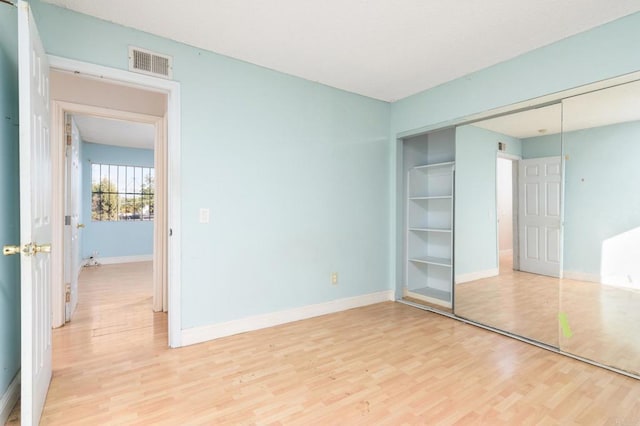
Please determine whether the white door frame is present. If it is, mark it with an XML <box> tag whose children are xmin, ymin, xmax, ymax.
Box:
<box><xmin>48</xmin><ymin>55</ymin><xmax>182</xmax><ymax>347</ymax></box>
<box><xmin>496</xmin><ymin>152</ymin><xmax>521</xmax><ymax>272</ymax></box>
<box><xmin>51</xmin><ymin>102</ymin><xmax>166</xmax><ymax>319</ymax></box>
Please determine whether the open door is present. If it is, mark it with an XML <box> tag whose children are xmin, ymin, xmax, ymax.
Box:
<box><xmin>18</xmin><ymin>2</ymin><xmax>52</xmax><ymax>424</ymax></box>
<box><xmin>518</xmin><ymin>156</ymin><xmax>562</xmax><ymax>277</ymax></box>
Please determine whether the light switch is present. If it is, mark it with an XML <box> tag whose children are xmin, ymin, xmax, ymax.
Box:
<box><xmin>199</xmin><ymin>208</ymin><xmax>210</xmax><ymax>224</ymax></box>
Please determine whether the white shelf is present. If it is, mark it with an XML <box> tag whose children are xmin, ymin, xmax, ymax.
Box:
<box><xmin>409</xmin><ymin>227</ymin><xmax>452</xmax><ymax>233</ymax></box>
<box><xmin>413</xmin><ymin>161</ymin><xmax>455</xmax><ymax>171</ymax></box>
<box><xmin>409</xmin><ymin>196</ymin><xmax>452</xmax><ymax>200</ymax></box>
<box><xmin>404</xmin><ymin>136</ymin><xmax>455</xmax><ymax>311</ymax></box>
<box><xmin>409</xmin><ymin>256</ymin><xmax>452</xmax><ymax>267</ymax></box>
<box><xmin>408</xmin><ymin>162</ymin><xmax>454</xmax><ymax>198</ymax></box>
<box><xmin>408</xmin><ymin>286</ymin><xmax>451</xmax><ymax>303</ymax></box>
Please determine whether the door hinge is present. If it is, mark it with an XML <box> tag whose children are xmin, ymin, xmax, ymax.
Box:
<box><xmin>65</xmin><ymin>284</ymin><xmax>71</xmax><ymax>303</ymax></box>
<box><xmin>65</xmin><ymin>117</ymin><xmax>72</xmax><ymax>145</ymax></box>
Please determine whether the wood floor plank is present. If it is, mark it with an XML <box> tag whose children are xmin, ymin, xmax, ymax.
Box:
<box><xmin>5</xmin><ymin>261</ymin><xmax>640</xmax><ymax>425</ymax></box>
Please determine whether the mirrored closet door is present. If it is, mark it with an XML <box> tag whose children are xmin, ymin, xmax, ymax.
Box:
<box><xmin>454</xmin><ymin>104</ymin><xmax>562</xmax><ymax>347</ymax></box>
<box><xmin>559</xmin><ymin>79</ymin><xmax>640</xmax><ymax>375</ymax></box>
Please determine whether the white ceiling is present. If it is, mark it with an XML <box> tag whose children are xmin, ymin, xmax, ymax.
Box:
<box><xmin>43</xmin><ymin>0</ymin><xmax>640</xmax><ymax>102</ymax></box>
<box><xmin>73</xmin><ymin>115</ymin><xmax>155</xmax><ymax>150</ymax></box>
<box><xmin>473</xmin><ymin>79</ymin><xmax>640</xmax><ymax>139</ymax></box>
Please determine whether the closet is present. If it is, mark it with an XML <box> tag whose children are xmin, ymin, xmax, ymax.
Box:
<box><xmin>401</xmin><ymin>128</ymin><xmax>455</xmax><ymax>309</ymax></box>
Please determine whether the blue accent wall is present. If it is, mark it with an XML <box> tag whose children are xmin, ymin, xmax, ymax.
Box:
<box><xmin>454</xmin><ymin>125</ymin><xmax>521</xmax><ymax>278</ymax></box>
<box><xmin>0</xmin><ymin>3</ymin><xmax>20</xmax><ymax>398</ymax></box>
<box><xmin>81</xmin><ymin>142</ymin><xmax>154</xmax><ymax>259</ymax></box>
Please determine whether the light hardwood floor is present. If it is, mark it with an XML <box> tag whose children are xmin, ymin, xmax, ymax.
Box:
<box><xmin>455</xmin><ymin>253</ymin><xmax>559</xmax><ymax>346</ymax></box>
<box><xmin>455</xmin><ymin>253</ymin><xmax>640</xmax><ymax>376</ymax></box>
<box><xmin>7</xmin><ymin>262</ymin><xmax>640</xmax><ymax>424</ymax></box>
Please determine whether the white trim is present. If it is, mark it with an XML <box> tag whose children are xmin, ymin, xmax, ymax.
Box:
<box><xmin>91</xmin><ymin>255</ymin><xmax>153</xmax><ymax>265</ymax></box>
<box><xmin>0</xmin><ymin>372</ymin><xmax>20</xmax><ymax>425</ymax></box>
<box><xmin>50</xmin><ymin>101</ymin><xmax>66</xmax><ymax>328</ymax></box>
<box><xmin>48</xmin><ymin>55</ymin><xmax>183</xmax><ymax>348</ymax></box>
<box><xmin>181</xmin><ymin>290</ymin><xmax>394</xmax><ymax>347</ymax></box>
<box><xmin>455</xmin><ymin>268</ymin><xmax>499</xmax><ymax>284</ymax></box>
<box><xmin>563</xmin><ymin>271</ymin><xmax>640</xmax><ymax>290</ymax></box>
<box><xmin>496</xmin><ymin>152</ymin><xmax>521</xmax><ymax>161</ymax></box>
<box><xmin>562</xmin><ymin>271</ymin><xmax>600</xmax><ymax>283</ymax></box>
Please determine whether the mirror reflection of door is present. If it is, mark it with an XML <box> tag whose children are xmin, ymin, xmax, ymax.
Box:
<box><xmin>454</xmin><ymin>103</ymin><xmax>562</xmax><ymax>347</ymax></box>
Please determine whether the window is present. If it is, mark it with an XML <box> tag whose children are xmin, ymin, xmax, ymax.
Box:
<box><xmin>91</xmin><ymin>163</ymin><xmax>154</xmax><ymax>221</ymax></box>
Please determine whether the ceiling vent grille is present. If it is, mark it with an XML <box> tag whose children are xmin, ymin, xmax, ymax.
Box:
<box><xmin>128</xmin><ymin>46</ymin><xmax>173</xmax><ymax>79</ymax></box>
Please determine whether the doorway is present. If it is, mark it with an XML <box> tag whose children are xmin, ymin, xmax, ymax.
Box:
<box><xmin>52</xmin><ymin>98</ymin><xmax>166</xmax><ymax>323</ymax></box>
<box><xmin>47</xmin><ymin>57</ymin><xmax>182</xmax><ymax>348</ymax></box>
<box><xmin>496</xmin><ymin>155</ymin><xmax>518</xmax><ymax>273</ymax></box>
<box><xmin>62</xmin><ymin>111</ymin><xmax>159</xmax><ymax>323</ymax></box>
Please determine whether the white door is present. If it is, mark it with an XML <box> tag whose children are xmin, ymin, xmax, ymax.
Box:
<box><xmin>64</xmin><ymin>115</ymin><xmax>81</xmax><ymax>321</ymax></box>
<box><xmin>18</xmin><ymin>2</ymin><xmax>53</xmax><ymax>424</ymax></box>
<box><xmin>518</xmin><ymin>156</ymin><xmax>562</xmax><ymax>277</ymax></box>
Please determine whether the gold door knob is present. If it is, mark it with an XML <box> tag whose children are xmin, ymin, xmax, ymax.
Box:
<box><xmin>3</xmin><ymin>245</ymin><xmax>21</xmax><ymax>256</ymax></box>
<box><xmin>33</xmin><ymin>243</ymin><xmax>51</xmax><ymax>254</ymax></box>
<box><xmin>3</xmin><ymin>243</ymin><xmax>51</xmax><ymax>256</ymax></box>
<box><xmin>77</xmin><ymin>223</ymin><xmax>85</xmax><ymax>229</ymax></box>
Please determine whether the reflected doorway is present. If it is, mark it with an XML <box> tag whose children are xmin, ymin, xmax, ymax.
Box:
<box><xmin>496</xmin><ymin>155</ymin><xmax>516</xmax><ymax>273</ymax></box>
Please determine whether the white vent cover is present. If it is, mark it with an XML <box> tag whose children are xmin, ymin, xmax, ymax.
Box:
<box><xmin>128</xmin><ymin>46</ymin><xmax>173</xmax><ymax>79</ymax></box>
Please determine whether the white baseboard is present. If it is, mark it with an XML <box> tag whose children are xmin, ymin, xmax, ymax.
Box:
<box><xmin>562</xmin><ymin>271</ymin><xmax>600</xmax><ymax>283</ymax></box>
<box><xmin>181</xmin><ymin>290</ymin><xmax>394</xmax><ymax>347</ymax></box>
<box><xmin>0</xmin><ymin>371</ymin><xmax>20</xmax><ymax>425</ymax></box>
<box><xmin>455</xmin><ymin>268</ymin><xmax>499</xmax><ymax>284</ymax></box>
<box><xmin>87</xmin><ymin>254</ymin><xmax>153</xmax><ymax>265</ymax></box>
<box><xmin>563</xmin><ymin>270</ymin><xmax>640</xmax><ymax>290</ymax></box>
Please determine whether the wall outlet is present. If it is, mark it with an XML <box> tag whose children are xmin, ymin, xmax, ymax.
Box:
<box><xmin>199</xmin><ymin>208</ymin><xmax>210</xmax><ymax>224</ymax></box>
<box><xmin>331</xmin><ymin>272</ymin><xmax>338</xmax><ymax>285</ymax></box>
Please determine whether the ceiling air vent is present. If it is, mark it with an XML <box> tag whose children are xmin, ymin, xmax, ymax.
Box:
<box><xmin>128</xmin><ymin>46</ymin><xmax>173</xmax><ymax>79</ymax></box>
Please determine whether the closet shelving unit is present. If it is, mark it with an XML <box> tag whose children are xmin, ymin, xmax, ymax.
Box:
<box><xmin>405</xmin><ymin>160</ymin><xmax>454</xmax><ymax>308</ymax></box>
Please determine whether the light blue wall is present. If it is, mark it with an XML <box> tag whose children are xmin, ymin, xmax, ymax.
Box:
<box><xmin>522</xmin><ymin>133</ymin><xmax>561</xmax><ymax>158</ymax></box>
<box><xmin>454</xmin><ymin>125</ymin><xmax>521</xmax><ymax>278</ymax></box>
<box><xmin>391</xmin><ymin>12</ymin><xmax>640</xmax><ymax>288</ymax></box>
<box><xmin>0</xmin><ymin>3</ymin><xmax>20</xmax><ymax>398</ymax></box>
<box><xmin>18</xmin><ymin>2</ymin><xmax>640</xmax><ymax>333</ymax></box>
<box><xmin>31</xmin><ymin>1</ymin><xmax>391</xmax><ymax>328</ymax></box>
<box><xmin>562</xmin><ymin>121</ymin><xmax>640</xmax><ymax>277</ymax></box>
<box><xmin>391</xmin><ymin>12</ymin><xmax>640</xmax><ymax>136</ymax></box>
<box><xmin>81</xmin><ymin>142</ymin><xmax>154</xmax><ymax>259</ymax></box>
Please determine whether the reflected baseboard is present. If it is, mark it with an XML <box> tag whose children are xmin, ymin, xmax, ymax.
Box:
<box><xmin>455</xmin><ymin>268</ymin><xmax>499</xmax><ymax>284</ymax></box>
<box><xmin>563</xmin><ymin>270</ymin><xmax>600</xmax><ymax>283</ymax></box>
<box><xmin>564</xmin><ymin>270</ymin><xmax>640</xmax><ymax>290</ymax></box>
